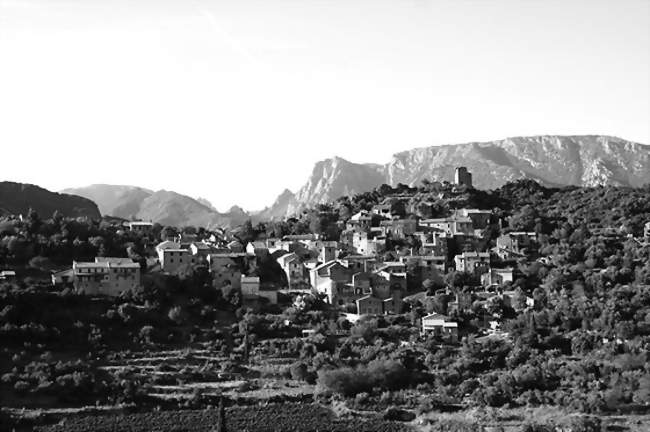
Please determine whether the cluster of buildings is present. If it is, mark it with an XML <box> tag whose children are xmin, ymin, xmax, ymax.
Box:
<box><xmin>47</xmin><ymin>168</ymin><xmax>539</xmax><ymax>329</ymax></box>
<box><xmin>43</xmin><ymin>166</ymin><xmax>649</xmax><ymax>343</ymax></box>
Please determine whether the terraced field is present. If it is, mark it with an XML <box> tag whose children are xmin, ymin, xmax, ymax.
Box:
<box><xmin>103</xmin><ymin>346</ymin><xmax>314</xmax><ymax>405</ymax></box>
<box><xmin>37</xmin><ymin>403</ymin><xmax>414</xmax><ymax>432</ymax></box>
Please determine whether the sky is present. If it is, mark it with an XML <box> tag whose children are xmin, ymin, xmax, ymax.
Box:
<box><xmin>1</xmin><ymin>0</ymin><xmax>648</xmax><ymax>211</ymax></box>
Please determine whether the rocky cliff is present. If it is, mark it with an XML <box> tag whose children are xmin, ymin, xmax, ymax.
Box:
<box><xmin>265</xmin><ymin>135</ymin><xmax>650</xmax><ymax>218</ymax></box>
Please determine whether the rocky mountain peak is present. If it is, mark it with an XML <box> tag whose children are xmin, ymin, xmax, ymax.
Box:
<box><xmin>265</xmin><ymin>135</ymin><xmax>649</xmax><ymax>218</ymax></box>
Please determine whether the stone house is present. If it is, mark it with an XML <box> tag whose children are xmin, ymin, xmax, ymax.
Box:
<box><xmin>276</xmin><ymin>252</ymin><xmax>308</xmax><ymax>288</ymax></box>
<box><xmin>481</xmin><ymin>268</ymin><xmax>514</xmax><ymax>287</ymax></box>
<box><xmin>156</xmin><ymin>241</ymin><xmax>197</xmax><ymax>277</ymax></box>
<box><xmin>212</xmin><ymin>264</ymin><xmax>241</xmax><ymax>291</ymax></box>
<box><xmin>379</xmin><ymin>218</ymin><xmax>418</xmax><ymax>238</ymax></box>
<box><xmin>127</xmin><ymin>221</ymin><xmax>153</xmax><ymax>233</ymax></box>
<box><xmin>495</xmin><ymin>232</ymin><xmax>537</xmax><ymax>260</ymax></box>
<box><xmin>246</xmin><ymin>241</ymin><xmax>268</xmax><ymax>256</ymax></box>
<box><xmin>241</xmin><ymin>276</ymin><xmax>260</xmax><ymax>298</ymax></box>
<box><xmin>454</xmin><ymin>251</ymin><xmax>490</xmax><ymax>275</ymax></box>
<box><xmin>371</xmin><ymin>204</ymin><xmax>392</xmax><ymax>218</ymax></box>
<box><xmin>356</xmin><ymin>295</ymin><xmax>384</xmax><ymax>315</ymax></box>
<box><xmin>455</xmin><ymin>209</ymin><xmax>492</xmax><ymax>231</ymax></box>
<box><xmin>421</xmin><ymin>313</ymin><xmax>458</xmax><ymax>342</ymax></box>
<box><xmin>310</xmin><ymin>260</ymin><xmax>354</xmax><ymax>304</ymax></box>
<box><xmin>72</xmin><ymin>257</ymin><xmax>140</xmax><ymax>296</ymax></box>
<box><xmin>346</xmin><ymin>210</ymin><xmax>372</xmax><ymax>232</ymax></box>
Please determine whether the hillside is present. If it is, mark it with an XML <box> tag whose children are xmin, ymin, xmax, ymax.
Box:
<box><xmin>264</xmin><ymin>135</ymin><xmax>650</xmax><ymax>217</ymax></box>
<box><xmin>0</xmin><ymin>182</ymin><xmax>101</xmax><ymax>219</ymax></box>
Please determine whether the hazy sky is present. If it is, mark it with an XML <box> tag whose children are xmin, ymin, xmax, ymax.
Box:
<box><xmin>1</xmin><ymin>0</ymin><xmax>648</xmax><ymax>211</ymax></box>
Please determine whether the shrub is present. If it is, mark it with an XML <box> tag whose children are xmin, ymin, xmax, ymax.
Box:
<box><xmin>289</xmin><ymin>361</ymin><xmax>316</xmax><ymax>383</ymax></box>
<box><xmin>14</xmin><ymin>380</ymin><xmax>30</xmax><ymax>393</ymax></box>
<box><xmin>568</xmin><ymin>416</ymin><xmax>602</xmax><ymax>432</ymax></box>
<box><xmin>317</xmin><ymin>359</ymin><xmax>411</xmax><ymax>397</ymax></box>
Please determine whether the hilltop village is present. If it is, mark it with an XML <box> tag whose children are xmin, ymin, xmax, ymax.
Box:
<box><xmin>1</xmin><ymin>169</ymin><xmax>649</xmax><ymax>431</ymax></box>
<box><xmin>46</xmin><ymin>168</ymin><xmax>543</xmax><ymax>339</ymax></box>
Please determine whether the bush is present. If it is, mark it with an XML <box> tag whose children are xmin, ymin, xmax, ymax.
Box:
<box><xmin>168</xmin><ymin>306</ymin><xmax>184</xmax><ymax>324</ymax></box>
<box><xmin>520</xmin><ymin>424</ymin><xmax>553</xmax><ymax>432</ymax></box>
<box><xmin>383</xmin><ymin>407</ymin><xmax>415</xmax><ymax>422</ymax></box>
<box><xmin>289</xmin><ymin>361</ymin><xmax>316</xmax><ymax>383</ymax></box>
<box><xmin>14</xmin><ymin>380</ymin><xmax>30</xmax><ymax>393</ymax></box>
<box><xmin>568</xmin><ymin>416</ymin><xmax>602</xmax><ymax>432</ymax></box>
<box><xmin>317</xmin><ymin>359</ymin><xmax>411</xmax><ymax>397</ymax></box>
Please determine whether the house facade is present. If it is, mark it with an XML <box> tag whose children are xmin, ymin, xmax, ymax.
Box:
<box><xmin>276</xmin><ymin>252</ymin><xmax>307</xmax><ymax>288</ymax></box>
<box><xmin>241</xmin><ymin>276</ymin><xmax>260</xmax><ymax>298</ymax></box>
<box><xmin>127</xmin><ymin>221</ymin><xmax>153</xmax><ymax>233</ymax></box>
<box><xmin>421</xmin><ymin>313</ymin><xmax>458</xmax><ymax>342</ymax></box>
<box><xmin>454</xmin><ymin>251</ymin><xmax>490</xmax><ymax>274</ymax></box>
<box><xmin>495</xmin><ymin>232</ymin><xmax>537</xmax><ymax>259</ymax></box>
<box><xmin>356</xmin><ymin>295</ymin><xmax>384</xmax><ymax>315</ymax></box>
<box><xmin>212</xmin><ymin>265</ymin><xmax>241</xmax><ymax>290</ymax></box>
<box><xmin>72</xmin><ymin>257</ymin><xmax>140</xmax><ymax>296</ymax></box>
<box><xmin>481</xmin><ymin>268</ymin><xmax>514</xmax><ymax>287</ymax></box>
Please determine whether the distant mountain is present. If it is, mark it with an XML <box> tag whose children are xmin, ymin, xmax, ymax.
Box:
<box><xmin>63</xmin><ymin>185</ymin><xmax>251</xmax><ymax>229</ymax></box>
<box><xmin>0</xmin><ymin>182</ymin><xmax>101</xmax><ymax>219</ymax></box>
<box><xmin>385</xmin><ymin>135</ymin><xmax>650</xmax><ymax>189</ymax></box>
<box><xmin>264</xmin><ymin>135</ymin><xmax>650</xmax><ymax>217</ymax></box>
<box><xmin>293</xmin><ymin>156</ymin><xmax>385</xmax><ymax>209</ymax></box>
<box><xmin>196</xmin><ymin>197</ymin><xmax>217</xmax><ymax>211</ymax></box>
<box><xmin>254</xmin><ymin>189</ymin><xmax>298</xmax><ymax>220</ymax></box>
<box><xmin>257</xmin><ymin>157</ymin><xmax>385</xmax><ymax>219</ymax></box>
<box><xmin>61</xmin><ymin>184</ymin><xmax>153</xmax><ymax>219</ymax></box>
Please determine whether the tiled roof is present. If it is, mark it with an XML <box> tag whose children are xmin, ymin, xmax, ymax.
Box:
<box><xmin>277</xmin><ymin>253</ymin><xmax>299</xmax><ymax>264</ymax></box>
<box><xmin>155</xmin><ymin>241</ymin><xmax>181</xmax><ymax>250</ymax></box>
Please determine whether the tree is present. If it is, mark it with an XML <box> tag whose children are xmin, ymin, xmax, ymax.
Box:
<box><xmin>160</xmin><ymin>226</ymin><xmax>177</xmax><ymax>241</ymax></box>
<box><xmin>424</xmin><ymin>294</ymin><xmax>449</xmax><ymax>314</ymax></box>
<box><xmin>509</xmin><ymin>205</ymin><xmax>540</xmax><ymax>232</ymax></box>
<box><xmin>26</xmin><ymin>208</ymin><xmax>42</xmax><ymax>234</ymax></box>
<box><xmin>238</xmin><ymin>220</ymin><xmax>256</xmax><ymax>245</ymax></box>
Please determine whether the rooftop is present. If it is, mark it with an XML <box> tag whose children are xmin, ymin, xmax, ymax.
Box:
<box><xmin>155</xmin><ymin>241</ymin><xmax>181</xmax><ymax>250</ymax></box>
<box><xmin>74</xmin><ymin>260</ymin><xmax>140</xmax><ymax>269</ymax></box>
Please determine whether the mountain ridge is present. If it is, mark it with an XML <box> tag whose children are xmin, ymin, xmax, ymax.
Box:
<box><xmin>53</xmin><ymin>135</ymin><xmax>650</xmax><ymax>225</ymax></box>
<box><xmin>61</xmin><ymin>185</ymin><xmax>251</xmax><ymax>229</ymax></box>
<box><xmin>260</xmin><ymin>135</ymin><xmax>650</xmax><ymax>218</ymax></box>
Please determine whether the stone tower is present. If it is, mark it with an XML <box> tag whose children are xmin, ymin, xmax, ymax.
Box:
<box><xmin>454</xmin><ymin>167</ymin><xmax>472</xmax><ymax>188</ymax></box>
